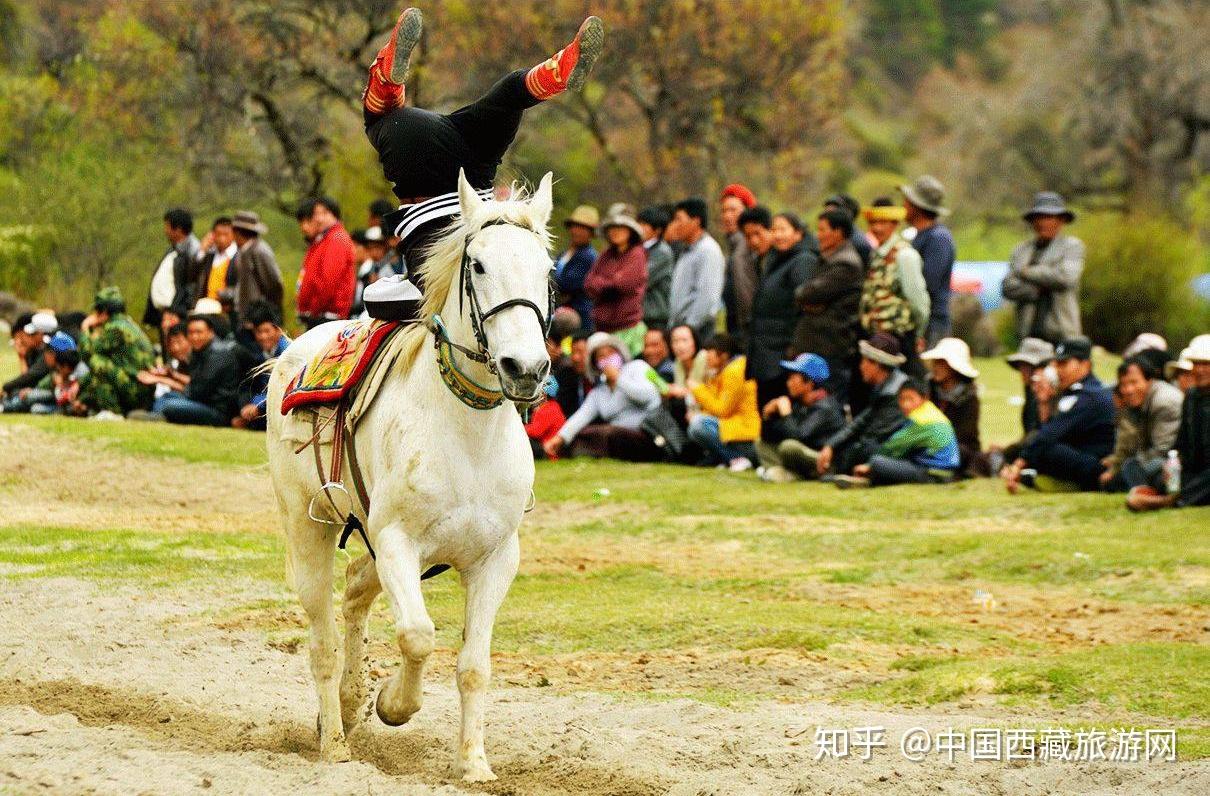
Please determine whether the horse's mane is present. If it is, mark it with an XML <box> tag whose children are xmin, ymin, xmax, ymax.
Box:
<box><xmin>394</xmin><ymin>183</ymin><xmax>554</xmax><ymax>370</ymax></box>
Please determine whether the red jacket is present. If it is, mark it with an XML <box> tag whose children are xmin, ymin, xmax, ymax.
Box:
<box><xmin>583</xmin><ymin>244</ymin><xmax>647</xmax><ymax>332</ymax></box>
<box><xmin>297</xmin><ymin>223</ymin><xmax>356</xmax><ymax>318</ymax></box>
<box><xmin>525</xmin><ymin>400</ymin><xmax>566</xmax><ymax>449</ymax></box>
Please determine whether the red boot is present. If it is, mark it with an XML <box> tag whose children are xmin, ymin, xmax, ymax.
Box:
<box><xmin>363</xmin><ymin>7</ymin><xmax>423</xmax><ymax>116</ymax></box>
<box><xmin>524</xmin><ymin>16</ymin><xmax>604</xmax><ymax>101</ymax></box>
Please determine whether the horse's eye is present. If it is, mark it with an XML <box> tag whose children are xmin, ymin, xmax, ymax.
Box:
<box><xmin>473</xmin><ymin>260</ymin><xmax>486</xmax><ymax>275</ymax></box>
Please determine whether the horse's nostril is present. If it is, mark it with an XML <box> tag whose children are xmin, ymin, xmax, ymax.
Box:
<box><xmin>499</xmin><ymin>357</ymin><xmax>524</xmax><ymax>379</ymax></box>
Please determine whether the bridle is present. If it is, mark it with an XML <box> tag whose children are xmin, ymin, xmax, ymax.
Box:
<box><xmin>428</xmin><ymin>218</ymin><xmax>554</xmax><ymax>404</ymax></box>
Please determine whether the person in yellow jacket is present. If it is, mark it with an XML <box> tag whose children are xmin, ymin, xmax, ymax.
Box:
<box><xmin>687</xmin><ymin>333</ymin><xmax>761</xmax><ymax>471</ymax></box>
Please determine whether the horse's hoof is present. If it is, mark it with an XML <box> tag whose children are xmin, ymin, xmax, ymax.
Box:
<box><xmin>320</xmin><ymin>742</ymin><xmax>353</xmax><ymax>764</ymax></box>
<box><xmin>374</xmin><ymin>682</ymin><xmax>416</xmax><ymax>727</ymax></box>
<box><xmin>456</xmin><ymin>761</ymin><xmax>497</xmax><ymax>783</ymax></box>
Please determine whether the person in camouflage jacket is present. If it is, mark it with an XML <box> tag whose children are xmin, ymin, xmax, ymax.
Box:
<box><xmin>76</xmin><ymin>286</ymin><xmax>156</xmax><ymax>415</ymax></box>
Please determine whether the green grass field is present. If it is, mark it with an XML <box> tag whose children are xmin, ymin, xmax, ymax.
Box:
<box><xmin>1</xmin><ymin>347</ymin><xmax>1207</xmax><ymax>757</ymax></box>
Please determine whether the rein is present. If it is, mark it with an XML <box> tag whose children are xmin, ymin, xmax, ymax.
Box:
<box><xmin>431</xmin><ymin>217</ymin><xmax>554</xmax><ymax>408</ymax></box>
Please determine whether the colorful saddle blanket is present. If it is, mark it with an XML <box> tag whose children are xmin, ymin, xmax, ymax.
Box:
<box><xmin>281</xmin><ymin>319</ymin><xmax>402</xmax><ymax>414</ymax></box>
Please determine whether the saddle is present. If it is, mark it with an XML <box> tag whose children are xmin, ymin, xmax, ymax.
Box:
<box><xmin>281</xmin><ymin>319</ymin><xmax>403</xmax><ymax>414</ymax></box>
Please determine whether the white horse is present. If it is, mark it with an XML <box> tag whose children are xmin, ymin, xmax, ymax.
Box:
<box><xmin>264</xmin><ymin>171</ymin><xmax>554</xmax><ymax>782</ymax></box>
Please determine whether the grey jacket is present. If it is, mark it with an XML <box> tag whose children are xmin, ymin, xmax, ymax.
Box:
<box><xmin>669</xmin><ymin>233</ymin><xmax>726</xmax><ymax>336</ymax></box>
<box><xmin>1108</xmin><ymin>379</ymin><xmax>1184</xmax><ymax>473</ymax></box>
<box><xmin>234</xmin><ymin>237</ymin><xmax>284</xmax><ymax>316</ymax></box>
<box><xmin>1002</xmin><ymin>234</ymin><xmax>1085</xmax><ymax>344</ymax></box>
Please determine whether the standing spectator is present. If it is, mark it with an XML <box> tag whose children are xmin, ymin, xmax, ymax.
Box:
<box><xmin>1100</xmin><ymin>357</ymin><xmax>1183</xmax><ymax>491</ymax></box>
<box><xmin>719</xmin><ymin>183</ymin><xmax>759</xmax><ymax>335</ymax></box>
<box><xmin>860</xmin><ymin>198</ymin><xmax>930</xmax><ymax>376</ymax></box>
<box><xmin>194</xmin><ymin>217</ymin><xmax>239</xmax><ymax>303</ymax></box>
<box><xmin>745</xmin><ymin>209</ymin><xmax>818</xmax><ymax>407</ymax></box>
<box><xmin>640</xmin><ymin>328</ymin><xmax>676</xmax><ymax>383</ymax></box>
<box><xmin>295</xmin><ymin>197</ymin><xmax>356</xmax><ymax>329</ymax></box>
<box><xmin>1005</xmin><ymin>337</ymin><xmax>1115</xmax><ymax>492</ymax></box>
<box><xmin>666</xmin><ymin>198</ymin><xmax>726</xmax><ymax>340</ymax></box>
<box><xmin>637</xmin><ymin>206</ymin><xmax>674</xmax><ymax>331</ymax></box>
<box><xmin>824</xmin><ymin>193</ymin><xmax>872</xmax><ymax>266</ymax></box>
<box><xmin>1001</xmin><ymin>192</ymin><xmax>1085</xmax><ymax>344</ymax></box>
<box><xmin>838</xmin><ymin>378</ymin><xmax>960</xmax><ymax>488</ymax></box>
<box><xmin>368</xmin><ymin>198</ymin><xmax>396</xmax><ymax>230</ymax></box>
<box><xmin>814</xmin><ymin>333</ymin><xmax>910</xmax><ymax>477</ymax></box>
<box><xmin>795</xmin><ymin>208</ymin><xmax>863</xmax><ymax>403</ymax></box>
<box><xmin>544</xmin><ymin>334</ymin><xmax>663</xmax><ymax>461</ymax></box>
<box><xmin>229</xmin><ymin>211</ymin><xmax>284</xmax><ymax>319</ymax></box>
<box><xmin>900</xmin><ymin>176</ymin><xmax>956</xmax><ymax>346</ymax></box>
<box><xmin>233</xmin><ymin>301</ymin><xmax>291</xmax><ymax>430</ymax></box>
<box><xmin>554</xmin><ymin>205</ymin><xmax>599</xmax><ymax>332</ymax></box>
<box><xmin>1128</xmin><ymin>335</ymin><xmax>1210</xmax><ymax>510</ymax></box>
<box><xmin>687</xmin><ymin>333</ymin><xmax>760</xmax><ymax>471</ymax></box>
<box><xmin>921</xmin><ymin>337</ymin><xmax>985</xmax><ymax>477</ymax></box>
<box><xmin>2</xmin><ymin>312</ymin><xmax>54</xmax><ymax>409</ymax></box>
<box><xmin>584</xmin><ymin>210</ymin><xmax>648</xmax><ymax>354</ymax></box>
<box><xmin>145</xmin><ymin>208</ymin><xmax>200</xmax><ymax>335</ymax></box>
<box><xmin>159</xmin><ymin>314</ymin><xmax>239</xmax><ymax>426</ymax></box>
<box><xmin>79</xmin><ymin>287</ymin><xmax>156</xmax><ymax>415</ymax></box>
<box><xmin>755</xmin><ymin>354</ymin><xmax>845</xmax><ymax>483</ymax></box>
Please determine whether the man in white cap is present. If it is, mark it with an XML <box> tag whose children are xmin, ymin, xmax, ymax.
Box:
<box><xmin>900</xmin><ymin>175</ymin><xmax>956</xmax><ymax>347</ymax></box>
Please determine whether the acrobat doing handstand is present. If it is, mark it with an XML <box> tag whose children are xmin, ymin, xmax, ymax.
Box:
<box><xmin>358</xmin><ymin>7</ymin><xmax>604</xmax><ymax>320</ymax></box>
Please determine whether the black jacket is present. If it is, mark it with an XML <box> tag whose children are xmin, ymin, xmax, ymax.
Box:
<box><xmin>794</xmin><ymin>240</ymin><xmax>863</xmax><ymax>359</ymax></box>
<box><xmin>184</xmin><ymin>340</ymin><xmax>239</xmax><ymax>418</ymax></box>
<box><xmin>1022</xmin><ymin>374</ymin><xmax>1115</xmax><ymax>464</ymax></box>
<box><xmin>745</xmin><ymin>240</ymin><xmax>818</xmax><ymax>382</ymax></box>
<box><xmin>1176</xmin><ymin>385</ymin><xmax>1210</xmax><ymax>480</ymax></box>
<box><xmin>2</xmin><ymin>345</ymin><xmax>50</xmax><ymax>395</ymax></box>
<box><xmin>825</xmin><ymin>369</ymin><xmax>908</xmax><ymax>453</ymax></box>
<box><xmin>762</xmin><ymin>393</ymin><xmax>845</xmax><ymax>448</ymax></box>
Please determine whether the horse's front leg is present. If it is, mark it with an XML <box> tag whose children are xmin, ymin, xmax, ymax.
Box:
<box><xmin>340</xmin><ymin>553</ymin><xmax>381</xmax><ymax>733</ymax></box>
<box><xmin>372</xmin><ymin>522</ymin><xmax>435</xmax><ymax>727</ymax></box>
<box><xmin>454</xmin><ymin>532</ymin><xmax>520</xmax><ymax>783</ymax></box>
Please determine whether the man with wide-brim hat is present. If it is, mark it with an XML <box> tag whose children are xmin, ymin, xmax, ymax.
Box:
<box><xmin>813</xmin><ymin>332</ymin><xmax>911</xmax><ymax>478</ymax></box>
<box><xmin>229</xmin><ymin>209</ymin><xmax>284</xmax><ymax>318</ymax></box>
<box><xmin>1002</xmin><ymin>190</ymin><xmax>1085</xmax><ymax>345</ymax></box>
<box><xmin>554</xmin><ymin>204</ymin><xmax>600</xmax><ymax>333</ymax></box>
<box><xmin>898</xmin><ymin>175</ymin><xmax>956</xmax><ymax>347</ymax></box>
<box><xmin>1128</xmin><ymin>333</ymin><xmax>1210</xmax><ymax>511</ymax></box>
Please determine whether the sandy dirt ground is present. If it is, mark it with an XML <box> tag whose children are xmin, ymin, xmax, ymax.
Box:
<box><xmin>1</xmin><ymin>578</ymin><xmax>1206</xmax><ymax>796</ymax></box>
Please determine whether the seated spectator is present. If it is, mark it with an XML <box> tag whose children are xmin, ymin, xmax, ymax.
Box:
<box><xmin>795</xmin><ymin>209</ymin><xmax>863</xmax><ymax>404</ymax></box>
<box><xmin>640</xmin><ymin>328</ymin><xmax>675</xmax><ymax>383</ymax></box>
<box><xmin>32</xmin><ymin>335</ymin><xmax>89</xmax><ymax>416</ymax></box>
<box><xmin>1101</xmin><ymin>356</ymin><xmax>1183</xmax><ymax>492</ymax></box>
<box><xmin>814</xmin><ymin>333</ymin><xmax>909</xmax><ymax>477</ymax></box>
<box><xmin>687</xmin><ymin>333</ymin><xmax>760</xmax><ymax>471</ymax></box>
<box><xmin>920</xmin><ymin>337</ymin><xmax>986</xmax><ymax>476</ymax></box>
<box><xmin>543</xmin><ymin>334</ymin><xmax>663</xmax><ymax>461</ymax></box>
<box><xmin>526</xmin><ymin>377</ymin><xmax>567</xmax><ymax>459</ymax></box>
<box><xmin>2</xmin><ymin>312</ymin><xmax>55</xmax><ymax>411</ymax></box>
<box><xmin>553</xmin><ymin>331</ymin><xmax>592</xmax><ymax>418</ymax></box>
<box><xmin>158</xmin><ymin>314</ymin><xmax>239</xmax><ymax>426</ymax></box>
<box><xmin>990</xmin><ymin>338</ymin><xmax>1056</xmax><ymax>471</ymax></box>
<box><xmin>232</xmin><ymin>301</ymin><xmax>290</xmax><ymax>430</ymax></box>
<box><xmin>584</xmin><ymin>209</ymin><xmax>648</xmax><ymax>354</ymax></box>
<box><xmin>78</xmin><ymin>287</ymin><xmax>156</xmax><ymax>415</ymax></box>
<box><xmin>837</xmin><ymin>378</ymin><xmax>960</xmax><ymax>488</ymax></box>
<box><xmin>755</xmin><ymin>354</ymin><xmax>845</xmax><ymax>483</ymax></box>
<box><xmin>1129</xmin><ymin>334</ymin><xmax>1210</xmax><ymax>511</ymax></box>
<box><xmin>1165</xmin><ymin>346</ymin><xmax>1196</xmax><ymax>393</ymax></box>
<box><xmin>133</xmin><ymin>323</ymin><xmax>192</xmax><ymax>417</ymax></box>
<box><xmin>637</xmin><ymin>206</ymin><xmax>674</xmax><ymax>331</ymax></box>
<box><xmin>666</xmin><ymin>324</ymin><xmax>707</xmax><ymax>396</ymax></box>
<box><xmin>1004</xmin><ymin>336</ymin><xmax>1115</xmax><ymax>492</ymax></box>
<box><xmin>746</xmin><ymin>208</ymin><xmax>818</xmax><ymax>408</ymax></box>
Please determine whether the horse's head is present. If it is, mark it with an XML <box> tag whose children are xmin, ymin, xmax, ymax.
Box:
<box><xmin>454</xmin><ymin>169</ymin><xmax>555</xmax><ymax>402</ymax></box>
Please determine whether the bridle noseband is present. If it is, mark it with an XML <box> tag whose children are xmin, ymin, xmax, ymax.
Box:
<box><xmin>430</xmin><ymin>218</ymin><xmax>555</xmax><ymax>404</ymax></box>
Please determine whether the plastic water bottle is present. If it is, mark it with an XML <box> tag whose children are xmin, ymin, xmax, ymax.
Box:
<box><xmin>1164</xmin><ymin>450</ymin><xmax>1181</xmax><ymax>495</ymax></box>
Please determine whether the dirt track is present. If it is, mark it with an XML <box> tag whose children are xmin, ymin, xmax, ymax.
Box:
<box><xmin>1</xmin><ymin>578</ymin><xmax>1206</xmax><ymax>795</ymax></box>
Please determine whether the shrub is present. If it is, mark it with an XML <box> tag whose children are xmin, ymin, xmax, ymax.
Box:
<box><xmin>1078</xmin><ymin>212</ymin><xmax>1209</xmax><ymax>352</ymax></box>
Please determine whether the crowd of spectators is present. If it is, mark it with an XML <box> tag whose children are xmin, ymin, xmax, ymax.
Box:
<box><xmin>2</xmin><ymin>180</ymin><xmax>1207</xmax><ymax>514</ymax></box>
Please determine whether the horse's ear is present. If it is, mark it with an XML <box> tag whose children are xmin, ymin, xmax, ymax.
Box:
<box><xmin>457</xmin><ymin>168</ymin><xmax>483</xmax><ymax>222</ymax></box>
<box><xmin>530</xmin><ymin>172</ymin><xmax>554</xmax><ymax>229</ymax></box>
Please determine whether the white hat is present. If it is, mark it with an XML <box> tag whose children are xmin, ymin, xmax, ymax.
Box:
<box><xmin>1165</xmin><ymin>349</ymin><xmax>1194</xmax><ymax>379</ymax></box>
<box><xmin>23</xmin><ymin>311</ymin><xmax>58</xmax><ymax>336</ymax></box>
<box><xmin>189</xmin><ymin>297</ymin><xmax>224</xmax><ymax>317</ymax></box>
<box><xmin>920</xmin><ymin>337</ymin><xmax>979</xmax><ymax>379</ymax></box>
<box><xmin>1185</xmin><ymin>333</ymin><xmax>1210</xmax><ymax>364</ymax></box>
<box><xmin>1122</xmin><ymin>332</ymin><xmax>1168</xmax><ymax>360</ymax></box>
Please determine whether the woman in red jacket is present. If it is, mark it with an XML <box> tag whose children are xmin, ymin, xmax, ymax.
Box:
<box><xmin>583</xmin><ymin>209</ymin><xmax>648</xmax><ymax>356</ymax></box>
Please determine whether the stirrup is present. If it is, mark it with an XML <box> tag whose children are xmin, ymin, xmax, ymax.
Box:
<box><xmin>308</xmin><ymin>481</ymin><xmax>355</xmax><ymax>524</ymax></box>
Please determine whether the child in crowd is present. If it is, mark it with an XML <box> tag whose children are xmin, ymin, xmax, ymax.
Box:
<box><xmin>526</xmin><ymin>377</ymin><xmax>567</xmax><ymax>459</ymax></box>
<box><xmin>835</xmin><ymin>378</ymin><xmax>959</xmax><ymax>487</ymax></box>
<box><xmin>29</xmin><ymin>332</ymin><xmax>86</xmax><ymax>415</ymax></box>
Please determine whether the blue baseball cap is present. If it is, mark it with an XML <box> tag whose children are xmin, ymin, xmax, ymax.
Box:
<box><xmin>47</xmin><ymin>331</ymin><xmax>77</xmax><ymax>354</ymax></box>
<box><xmin>779</xmin><ymin>353</ymin><xmax>829</xmax><ymax>384</ymax></box>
